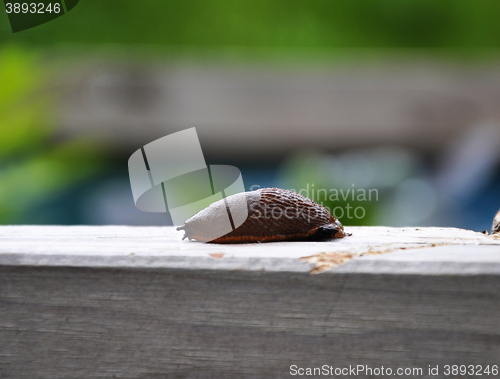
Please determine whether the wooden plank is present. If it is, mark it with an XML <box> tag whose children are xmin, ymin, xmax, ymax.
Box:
<box><xmin>1</xmin><ymin>225</ymin><xmax>499</xmax><ymax>274</ymax></box>
<box><xmin>1</xmin><ymin>226</ymin><xmax>500</xmax><ymax>378</ymax></box>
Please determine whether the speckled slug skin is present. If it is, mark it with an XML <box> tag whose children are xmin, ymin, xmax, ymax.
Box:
<box><xmin>177</xmin><ymin>188</ymin><xmax>346</xmax><ymax>244</ymax></box>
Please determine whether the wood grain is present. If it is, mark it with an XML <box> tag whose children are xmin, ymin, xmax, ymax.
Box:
<box><xmin>1</xmin><ymin>226</ymin><xmax>500</xmax><ymax>378</ymax></box>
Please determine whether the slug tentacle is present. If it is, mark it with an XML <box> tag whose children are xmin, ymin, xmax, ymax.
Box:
<box><xmin>179</xmin><ymin>188</ymin><xmax>347</xmax><ymax>244</ymax></box>
<box><xmin>176</xmin><ymin>224</ymin><xmax>192</xmax><ymax>240</ymax></box>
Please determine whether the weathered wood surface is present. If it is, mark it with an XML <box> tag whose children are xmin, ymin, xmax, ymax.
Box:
<box><xmin>1</xmin><ymin>226</ymin><xmax>500</xmax><ymax>378</ymax></box>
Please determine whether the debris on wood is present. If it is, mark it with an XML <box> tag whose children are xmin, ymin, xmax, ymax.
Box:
<box><xmin>301</xmin><ymin>243</ymin><xmax>454</xmax><ymax>274</ymax></box>
<box><xmin>300</xmin><ymin>251</ymin><xmax>359</xmax><ymax>274</ymax></box>
<box><xmin>208</xmin><ymin>252</ymin><xmax>225</xmax><ymax>259</ymax></box>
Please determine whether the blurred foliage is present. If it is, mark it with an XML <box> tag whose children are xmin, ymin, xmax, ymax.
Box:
<box><xmin>0</xmin><ymin>46</ymin><xmax>106</xmax><ymax>223</ymax></box>
<box><xmin>1</xmin><ymin>0</ymin><xmax>500</xmax><ymax>48</ymax></box>
<box><xmin>0</xmin><ymin>47</ymin><xmax>52</xmax><ymax>157</ymax></box>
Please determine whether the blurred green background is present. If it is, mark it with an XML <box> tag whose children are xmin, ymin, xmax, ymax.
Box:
<box><xmin>1</xmin><ymin>0</ymin><xmax>500</xmax><ymax>229</ymax></box>
<box><xmin>4</xmin><ymin>0</ymin><xmax>500</xmax><ymax>48</ymax></box>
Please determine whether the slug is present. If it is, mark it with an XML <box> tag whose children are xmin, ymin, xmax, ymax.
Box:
<box><xmin>177</xmin><ymin>187</ymin><xmax>346</xmax><ymax>243</ymax></box>
<box><xmin>492</xmin><ymin>209</ymin><xmax>500</xmax><ymax>235</ymax></box>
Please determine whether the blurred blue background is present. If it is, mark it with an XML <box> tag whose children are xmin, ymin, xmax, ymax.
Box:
<box><xmin>1</xmin><ymin>0</ymin><xmax>500</xmax><ymax>231</ymax></box>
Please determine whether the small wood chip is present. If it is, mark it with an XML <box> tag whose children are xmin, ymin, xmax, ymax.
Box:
<box><xmin>208</xmin><ymin>253</ymin><xmax>225</xmax><ymax>259</ymax></box>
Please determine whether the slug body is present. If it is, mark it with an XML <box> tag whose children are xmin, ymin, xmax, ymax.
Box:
<box><xmin>493</xmin><ymin>209</ymin><xmax>500</xmax><ymax>235</ymax></box>
<box><xmin>177</xmin><ymin>187</ymin><xmax>346</xmax><ymax>244</ymax></box>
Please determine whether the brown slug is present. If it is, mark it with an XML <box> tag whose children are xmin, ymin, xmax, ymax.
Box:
<box><xmin>177</xmin><ymin>187</ymin><xmax>346</xmax><ymax>243</ymax></box>
<box><xmin>492</xmin><ymin>209</ymin><xmax>500</xmax><ymax>235</ymax></box>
